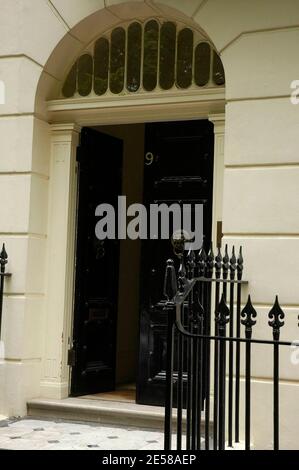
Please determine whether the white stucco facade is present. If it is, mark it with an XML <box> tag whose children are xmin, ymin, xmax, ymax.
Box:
<box><xmin>1</xmin><ymin>0</ymin><xmax>299</xmax><ymax>449</ymax></box>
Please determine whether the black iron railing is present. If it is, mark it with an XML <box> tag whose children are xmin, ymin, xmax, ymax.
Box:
<box><xmin>163</xmin><ymin>243</ymin><xmax>295</xmax><ymax>451</ymax></box>
<box><xmin>0</xmin><ymin>244</ymin><xmax>9</xmax><ymax>339</ymax></box>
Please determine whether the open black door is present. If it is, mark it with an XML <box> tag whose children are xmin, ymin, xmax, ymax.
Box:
<box><xmin>71</xmin><ymin>127</ymin><xmax>123</xmax><ymax>397</ymax></box>
<box><xmin>137</xmin><ymin>120</ymin><xmax>214</xmax><ymax>406</ymax></box>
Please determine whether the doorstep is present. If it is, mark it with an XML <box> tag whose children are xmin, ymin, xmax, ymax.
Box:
<box><xmin>27</xmin><ymin>397</ymin><xmax>168</xmax><ymax>430</ymax></box>
<box><xmin>27</xmin><ymin>398</ymin><xmax>214</xmax><ymax>433</ymax></box>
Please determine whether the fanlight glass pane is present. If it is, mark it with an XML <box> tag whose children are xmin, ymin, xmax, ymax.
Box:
<box><xmin>62</xmin><ymin>62</ymin><xmax>77</xmax><ymax>98</ymax></box>
<box><xmin>127</xmin><ymin>22</ymin><xmax>142</xmax><ymax>92</ymax></box>
<box><xmin>110</xmin><ymin>27</ymin><xmax>126</xmax><ymax>94</ymax></box>
<box><xmin>194</xmin><ymin>42</ymin><xmax>211</xmax><ymax>87</ymax></box>
<box><xmin>94</xmin><ymin>38</ymin><xmax>109</xmax><ymax>96</ymax></box>
<box><xmin>143</xmin><ymin>20</ymin><xmax>159</xmax><ymax>92</ymax></box>
<box><xmin>176</xmin><ymin>28</ymin><xmax>193</xmax><ymax>89</ymax></box>
<box><xmin>78</xmin><ymin>54</ymin><xmax>93</xmax><ymax>96</ymax></box>
<box><xmin>159</xmin><ymin>22</ymin><xmax>176</xmax><ymax>90</ymax></box>
<box><xmin>213</xmin><ymin>51</ymin><xmax>225</xmax><ymax>86</ymax></box>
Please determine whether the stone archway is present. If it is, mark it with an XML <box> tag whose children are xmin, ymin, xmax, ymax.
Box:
<box><xmin>32</xmin><ymin>3</ymin><xmax>227</xmax><ymax>402</ymax></box>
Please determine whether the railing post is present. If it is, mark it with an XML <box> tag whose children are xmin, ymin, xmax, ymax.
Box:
<box><xmin>0</xmin><ymin>244</ymin><xmax>8</xmax><ymax>339</ymax></box>
<box><xmin>164</xmin><ymin>301</ymin><xmax>176</xmax><ymax>451</ymax></box>
<box><xmin>163</xmin><ymin>259</ymin><xmax>177</xmax><ymax>451</ymax></box>
<box><xmin>235</xmin><ymin>246</ymin><xmax>243</xmax><ymax>443</ymax></box>
<box><xmin>241</xmin><ymin>296</ymin><xmax>257</xmax><ymax>451</ymax></box>
<box><xmin>186</xmin><ymin>248</ymin><xmax>197</xmax><ymax>450</ymax></box>
<box><xmin>213</xmin><ymin>246</ymin><xmax>222</xmax><ymax>449</ymax></box>
<box><xmin>228</xmin><ymin>246</ymin><xmax>236</xmax><ymax>447</ymax></box>
<box><xmin>204</xmin><ymin>243</ymin><xmax>214</xmax><ymax>450</ymax></box>
<box><xmin>268</xmin><ymin>296</ymin><xmax>284</xmax><ymax>451</ymax></box>
<box><xmin>222</xmin><ymin>245</ymin><xmax>229</xmax><ymax>300</ymax></box>
<box><xmin>216</xmin><ymin>294</ymin><xmax>230</xmax><ymax>450</ymax></box>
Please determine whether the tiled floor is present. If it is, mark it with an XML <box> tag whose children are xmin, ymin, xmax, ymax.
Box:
<box><xmin>0</xmin><ymin>418</ymin><xmax>165</xmax><ymax>450</ymax></box>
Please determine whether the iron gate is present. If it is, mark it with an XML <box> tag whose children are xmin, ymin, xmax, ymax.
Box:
<box><xmin>163</xmin><ymin>242</ymin><xmax>296</xmax><ymax>451</ymax></box>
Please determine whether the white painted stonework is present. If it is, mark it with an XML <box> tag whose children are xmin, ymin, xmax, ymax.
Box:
<box><xmin>0</xmin><ymin>0</ymin><xmax>299</xmax><ymax>449</ymax></box>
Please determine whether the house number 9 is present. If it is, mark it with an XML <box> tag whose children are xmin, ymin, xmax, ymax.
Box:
<box><xmin>145</xmin><ymin>152</ymin><xmax>159</xmax><ymax>166</ymax></box>
<box><xmin>145</xmin><ymin>152</ymin><xmax>154</xmax><ymax>166</ymax></box>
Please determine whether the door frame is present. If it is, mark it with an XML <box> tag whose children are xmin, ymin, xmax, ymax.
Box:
<box><xmin>40</xmin><ymin>100</ymin><xmax>225</xmax><ymax>400</ymax></box>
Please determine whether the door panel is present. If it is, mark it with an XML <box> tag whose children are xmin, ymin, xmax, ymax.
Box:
<box><xmin>137</xmin><ymin>120</ymin><xmax>214</xmax><ymax>406</ymax></box>
<box><xmin>71</xmin><ymin>127</ymin><xmax>123</xmax><ymax>396</ymax></box>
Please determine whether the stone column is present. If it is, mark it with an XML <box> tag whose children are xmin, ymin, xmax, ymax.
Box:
<box><xmin>40</xmin><ymin>124</ymin><xmax>80</xmax><ymax>399</ymax></box>
<box><xmin>209</xmin><ymin>114</ymin><xmax>225</xmax><ymax>248</ymax></box>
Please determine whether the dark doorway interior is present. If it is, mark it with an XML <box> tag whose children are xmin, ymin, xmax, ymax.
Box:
<box><xmin>70</xmin><ymin>120</ymin><xmax>214</xmax><ymax>405</ymax></box>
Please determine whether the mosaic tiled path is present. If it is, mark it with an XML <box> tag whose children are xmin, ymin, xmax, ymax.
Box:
<box><xmin>0</xmin><ymin>418</ymin><xmax>165</xmax><ymax>450</ymax></box>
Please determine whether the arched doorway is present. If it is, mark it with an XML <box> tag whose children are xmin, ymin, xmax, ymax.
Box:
<box><xmin>37</xmin><ymin>11</ymin><xmax>226</xmax><ymax>405</ymax></box>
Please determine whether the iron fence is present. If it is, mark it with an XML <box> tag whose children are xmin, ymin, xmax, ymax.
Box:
<box><xmin>163</xmin><ymin>243</ymin><xmax>296</xmax><ymax>451</ymax></box>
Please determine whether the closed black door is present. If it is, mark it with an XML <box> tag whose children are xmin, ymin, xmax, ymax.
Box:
<box><xmin>71</xmin><ymin>128</ymin><xmax>123</xmax><ymax>396</ymax></box>
<box><xmin>137</xmin><ymin>120</ymin><xmax>214</xmax><ymax>406</ymax></box>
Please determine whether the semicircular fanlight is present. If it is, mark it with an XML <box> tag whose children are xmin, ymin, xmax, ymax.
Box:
<box><xmin>61</xmin><ymin>20</ymin><xmax>225</xmax><ymax>98</ymax></box>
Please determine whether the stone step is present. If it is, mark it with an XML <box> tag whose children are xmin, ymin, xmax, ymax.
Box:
<box><xmin>27</xmin><ymin>397</ymin><xmax>167</xmax><ymax>430</ymax></box>
<box><xmin>27</xmin><ymin>397</ymin><xmax>213</xmax><ymax>432</ymax></box>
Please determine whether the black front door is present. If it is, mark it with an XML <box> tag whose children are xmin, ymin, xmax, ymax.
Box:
<box><xmin>137</xmin><ymin>120</ymin><xmax>214</xmax><ymax>406</ymax></box>
<box><xmin>71</xmin><ymin>128</ymin><xmax>123</xmax><ymax>397</ymax></box>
